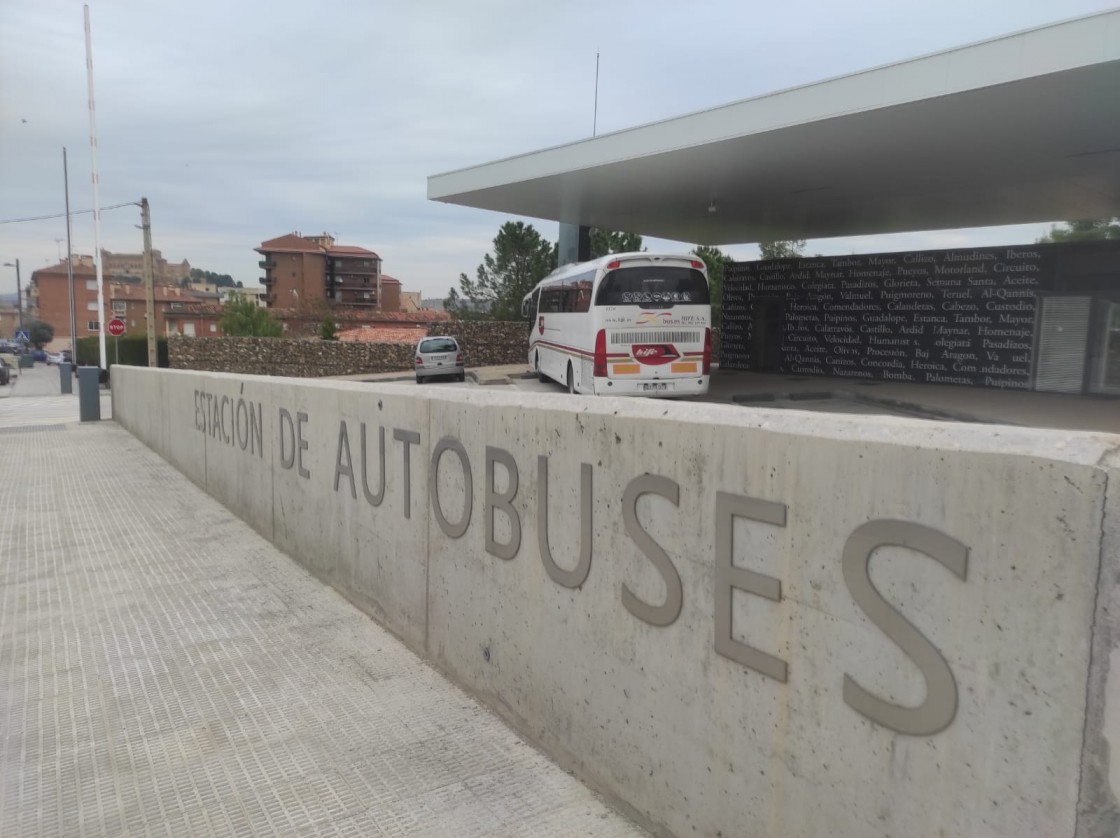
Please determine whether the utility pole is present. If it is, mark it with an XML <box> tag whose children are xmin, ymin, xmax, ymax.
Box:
<box><xmin>2</xmin><ymin>259</ymin><xmax>21</xmax><ymax>336</ymax></box>
<box><xmin>84</xmin><ymin>4</ymin><xmax>107</xmax><ymax>369</ymax></box>
<box><xmin>14</xmin><ymin>259</ymin><xmax>21</xmax><ymax>333</ymax></box>
<box><xmin>141</xmin><ymin>198</ymin><xmax>156</xmax><ymax>367</ymax></box>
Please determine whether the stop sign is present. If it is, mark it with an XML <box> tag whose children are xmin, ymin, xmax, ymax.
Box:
<box><xmin>107</xmin><ymin>318</ymin><xmax>126</xmax><ymax>337</ymax></box>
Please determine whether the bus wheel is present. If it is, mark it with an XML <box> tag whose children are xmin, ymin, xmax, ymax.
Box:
<box><xmin>536</xmin><ymin>354</ymin><xmax>548</xmax><ymax>382</ymax></box>
<box><xmin>567</xmin><ymin>364</ymin><xmax>576</xmax><ymax>395</ymax></box>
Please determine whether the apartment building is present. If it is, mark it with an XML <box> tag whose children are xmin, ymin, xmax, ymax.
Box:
<box><xmin>256</xmin><ymin>232</ymin><xmax>400</xmax><ymax>312</ymax></box>
<box><xmin>27</xmin><ymin>260</ymin><xmax>222</xmax><ymax>338</ymax></box>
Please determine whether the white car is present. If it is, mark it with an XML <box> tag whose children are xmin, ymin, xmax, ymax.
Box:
<box><xmin>414</xmin><ymin>336</ymin><xmax>466</xmax><ymax>383</ymax></box>
<box><xmin>45</xmin><ymin>351</ymin><xmax>63</xmax><ymax>365</ymax></box>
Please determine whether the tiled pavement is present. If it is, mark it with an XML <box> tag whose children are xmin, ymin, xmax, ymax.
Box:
<box><xmin>0</xmin><ymin>368</ymin><xmax>645</xmax><ymax>837</ymax></box>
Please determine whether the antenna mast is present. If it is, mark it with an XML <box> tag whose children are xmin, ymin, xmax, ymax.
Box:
<box><xmin>593</xmin><ymin>51</ymin><xmax>600</xmax><ymax>136</ymax></box>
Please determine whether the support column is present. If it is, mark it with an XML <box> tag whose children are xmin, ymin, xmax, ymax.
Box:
<box><xmin>558</xmin><ymin>223</ymin><xmax>591</xmax><ymax>266</ymax></box>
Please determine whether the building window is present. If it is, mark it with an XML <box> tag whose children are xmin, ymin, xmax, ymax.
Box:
<box><xmin>86</xmin><ymin>279</ymin><xmax>97</xmax><ymax>290</ymax></box>
<box><xmin>87</xmin><ymin>300</ymin><xmax>99</xmax><ymax>311</ymax></box>
<box><xmin>87</xmin><ymin>320</ymin><xmax>99</xmax><ymax>331</ymax></box>
<box><xmin>209</xmin><ymin>323</ymin><xmax>217</xmax><ymax>333</ymax></box>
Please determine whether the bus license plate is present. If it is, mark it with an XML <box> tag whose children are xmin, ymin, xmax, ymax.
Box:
<box><xmin>643</xmin><ymin>382</ymin><xmax>668</xmax><ymax>392</ymax></box>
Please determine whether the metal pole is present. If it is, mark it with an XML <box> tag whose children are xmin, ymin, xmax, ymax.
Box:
<box><xmin>14</xmin><ymin>259</ymin><xmax>21</xmax><ymax>334</ymax></box>
<box><xmin>141</xmin><ymin>198</ymin><xmax>156</xmax><ymax>367</ymax></box>
<box><xmin>64</xmin><ymin>148</ymin><xmax>77</xmax><ymax>364</ymax></box>
<box><xmin>593</xmin><ymin>50</ymin><xmax>600</xmax><ymax>137</ymax></box>
<box><xmin>84</xmin><ymin>4</ymin><xmax>107</xmax><ymax>370</ymax></box>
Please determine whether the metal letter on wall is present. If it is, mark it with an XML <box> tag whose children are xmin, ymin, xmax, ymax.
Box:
<box><xmin>537</xmin><ymin>456</ymin><xmax>593</xmax><ymax>589</ymax></box>
<box><xmin>278</xmin><ymin>407</ymin><xmax>295</xmax><ymax>469</ymax></box>
<box><xmin>334</xmin><ymin>420</ymin><xmax>356</xmax><ymax>498</ymax></box>
<box><xmin>714</xmin><ymin>491</ymin><xmax>789</xmax><ymax>682</ymax></box>
<box><xmin>360</xmin><ymin>424</ymin><xmax>386</xmax><ymax>506</ymax></box>
<box><xmin>393</xmin><ymin>429</ymin><xmax>420</xmax><ymax>519</ymax></box>
<box><xmin>621</xmin><ymin>474</ymin><xmax>683</xmax><ymax>627</ymax></box>
<box><xmin>295</xmin><ymin>412</ymin><xmax>310</xmax><ymax>479</ymax></box>
<box><xmin>485</xmin><ymin>446</ymin><xmax>521</xmax><ymax>559</ymax></box>
<box><xmin>841</xmin><ymin>520</ymin><xmax>968</xmax><ymax>736</ymax></box>
<box><xmin>430</xmin><ymin>436</ymin><xmax>473</xmax><ymax>538</ymax></box>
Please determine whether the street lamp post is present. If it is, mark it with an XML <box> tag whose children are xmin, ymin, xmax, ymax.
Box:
<box><xmin>2</xmin><ymin>259</ymin><xmax>21</xmax><ymax>337</ymax></box>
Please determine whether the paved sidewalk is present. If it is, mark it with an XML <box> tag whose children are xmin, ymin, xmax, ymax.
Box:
<box><xmin>0</xmin><ymin>383</ymin><xmax>643</xmax><ymax>835</ymax></box>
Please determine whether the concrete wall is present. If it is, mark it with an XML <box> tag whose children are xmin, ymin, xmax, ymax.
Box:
<box><xmin>112</xmin><ymin>367</ymin><xmax>1120</xmax><ymax>838</ymax></box>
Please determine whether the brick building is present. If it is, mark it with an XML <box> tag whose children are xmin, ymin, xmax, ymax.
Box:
<box><xmin>0</xmin><ymin>306</ymin><xmax>21</xmax><ymax>339</ymax></box>
<box><xmin>257</xmin><ymin>232</ymin><xmax>400</xmax><ymax>312</ymax></box>
<box><xmin>27</xmin><ymin>260</ymin><xmax>222</xmax><ymax>340</ymax></box>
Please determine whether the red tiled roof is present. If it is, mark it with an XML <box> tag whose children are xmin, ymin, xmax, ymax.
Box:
<box><xmin>320</xmin><ymin>308</ymin><xmax>450</xmax><ymax>323</ymax></box>
<box><xmin>328</xmin><ymin>245</ymin><xmax>380</xmax><ymax>257</ymax></box>
<box><xmin>256</xmin><ymin>233</ymin><xmax>321</xmax><ymax>254</ymax></box>
<box><xmin>109</xmin><ymin>282</ymin><xmax>203</xmax><ymax>303</ymax></box>
<box><xmin>163</xmin><ymin>303</ymin><xmax>224</xmax><ymax>317</ymax></box>
<box><xmin>32</xmin><ymin>261</ymin><xmax>96</xmax><ymax>277</ymax></box>
<box><xmin>379</xmin><ymin>273</ymin><xmax>402</xmax><ymax>285</ymax></box>
<box><xmin>256</xmin><ymin>234</ymin><xmax>382</xmax><ymax>260</ymax></box>
<box><xmin>337</xmin><ymin>325</ymin><xmax>426</xmax><ymax>344</ymax></box>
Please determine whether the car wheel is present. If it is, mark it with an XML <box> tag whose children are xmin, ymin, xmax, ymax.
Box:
<box><xmin>416</xmin><ymin>376</ymin><xmax>424</xmax><ymax>384</ymax></box>
<box><xmin>567</xmin><ymin>364</ymin><xmax>575</xmax><ymax>395</ymax></box>
<box><xmin>458</xmin><ymin>372</ymin><xmax>466</xmax><ymax>382</ymax></box>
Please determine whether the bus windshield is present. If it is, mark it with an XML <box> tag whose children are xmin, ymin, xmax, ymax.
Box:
<box><xmin>594</xmin><ymin>266</ymin><xmax>709</xmax><ymax>308</ymax></box>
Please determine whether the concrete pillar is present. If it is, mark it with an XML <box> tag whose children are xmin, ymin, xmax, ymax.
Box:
<box><xmin>558</xmin><ymin>223</ymin><xmax>591</xmax><ymax>266</ymax></box>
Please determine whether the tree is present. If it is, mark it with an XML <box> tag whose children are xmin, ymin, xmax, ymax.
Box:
<box><xmin>26</xmin><ymin>319</ymin><xmax>53</xmax><ymax>348</ymax></box>
<box><xmin>189</xmin><ymin>267</ymin><xmax>240</xmax><ymax>288</ymax></box>
<box><xmin>449</xmin><ymin>221</ymin><xmax>557</xmax><ymax>320</ymax></box>
<box><xmin>319</xmin><ymin>315</ymin><xmax>339</xmax><ymax>341</ymax></box>
<box><xmin>1036</xmin><ymin>218</ymin><xmax>1120</xmax><ymax>243</ymax></box>
<box><xmin>220</xmin><ymin>293</ymin><xmax>283</xmax><ymax>337</ymax></box>
<box><xmin>691</xmin><ymin>245</ymin><xmax>733</xmax><ymax>323</ymax></box>
<box><xmin>590</xmin><ymin>229</ymin><xmax>644</xmax><ymax>258</ymax></box>
<box><xmin>758</xmin><ymin>239</ymin><xmax>806</xmax><ymax>260</ymax></box>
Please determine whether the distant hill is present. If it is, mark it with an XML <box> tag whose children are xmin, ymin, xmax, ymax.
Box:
<box><xmin>0</xmin><ymin>292</ymin><xmax>17</xmax><ymax>306</ymax></box>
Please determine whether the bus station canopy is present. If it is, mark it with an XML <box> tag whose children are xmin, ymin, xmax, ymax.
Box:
<box><xmin>428</xmin><ymin>10</ymin><xmax>1120</xmax><ymax>245</ymax></box>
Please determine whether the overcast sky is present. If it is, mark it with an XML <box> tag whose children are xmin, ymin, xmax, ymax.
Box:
<box><xmin>0</xmin><ymin>0</ymin><xmax>1115</xmax><ymax>300</ymax></box>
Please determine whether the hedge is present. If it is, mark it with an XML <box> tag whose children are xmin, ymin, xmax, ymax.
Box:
<box><xmin>76</xmin><ymin>335</ymin><xmax>169</xmax><ymax>368</ymax></box>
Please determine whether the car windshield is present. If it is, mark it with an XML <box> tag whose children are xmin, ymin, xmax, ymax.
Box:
<box><xmin>420</xmin><ymin>339</ymin><xmax>457</xmax><ymax>353</ymax></box>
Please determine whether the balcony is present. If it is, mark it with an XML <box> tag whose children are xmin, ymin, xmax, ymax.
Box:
<box><xmin>258</xmin><ymin>259</ymin><xmax>275</xmax><ymax>269</ymax></box>
<box><xmin>260</xmin><ymin>275</ymin><xmax>272</xmax><ymax>285</ymax></box>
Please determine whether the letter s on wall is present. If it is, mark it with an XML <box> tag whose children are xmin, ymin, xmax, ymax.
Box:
<box><xmin>621</xmin><ymin>474</ymin><xmax>682</xmax><ymax>627</ymax></box>
<box><xmin>841</xmin><ymin>520</ymin><xmax>968</xmax><ymax>736</ymax></box>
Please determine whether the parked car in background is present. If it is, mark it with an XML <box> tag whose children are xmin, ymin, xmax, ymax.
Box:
<box><xmin>0</xmin><ymin>358</ymin><xmax>11</xmax><ymax>386</ymax></box>
<box><xmin>45</xmin><ymin>351</ymin><xmax>62</xmax><ymax>365</ymax></box>
<box><xmin>31</xmin><ymin>349</ymin><xmax>46</xmax><ymax>362</ymax></box>
<box><xmin>414</xmin><ymin>336</ymin><xmax>465</xmax><ymax>383</ymax></box>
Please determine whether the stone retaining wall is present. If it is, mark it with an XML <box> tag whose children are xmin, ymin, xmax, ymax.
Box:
<box><xmin>171</xmin><ymin>323</ymin><xmax>720</xmax><ymax>377</ymax></box>
<box><xmin>169</xmin><ymin>321</ymin><xmax>530</xmax><ymax>377</ymax></box>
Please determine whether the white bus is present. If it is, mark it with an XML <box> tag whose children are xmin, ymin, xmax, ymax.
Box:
<box><xmin>522</xmin><ymin>252</ymin><xmax>711</xmax><ymax>397</ymax></box>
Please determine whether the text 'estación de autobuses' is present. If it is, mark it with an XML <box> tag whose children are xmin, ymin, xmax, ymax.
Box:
<box><xmin>194</xmin><ymin>388</ymin><xmax>971</xmax><ymax>739</ymax></box>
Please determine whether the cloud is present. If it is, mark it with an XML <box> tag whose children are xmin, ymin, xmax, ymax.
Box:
<box><xmin>0</xmin><ymin>0</ymin><xmax>1112</xmax><ymax>300</ymax></box>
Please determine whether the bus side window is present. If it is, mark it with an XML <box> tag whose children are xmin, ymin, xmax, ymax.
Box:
<box><xmin>574</xmin><ymin>279</ymin><xmax>592</xmax><ymax>313</ymax></box>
